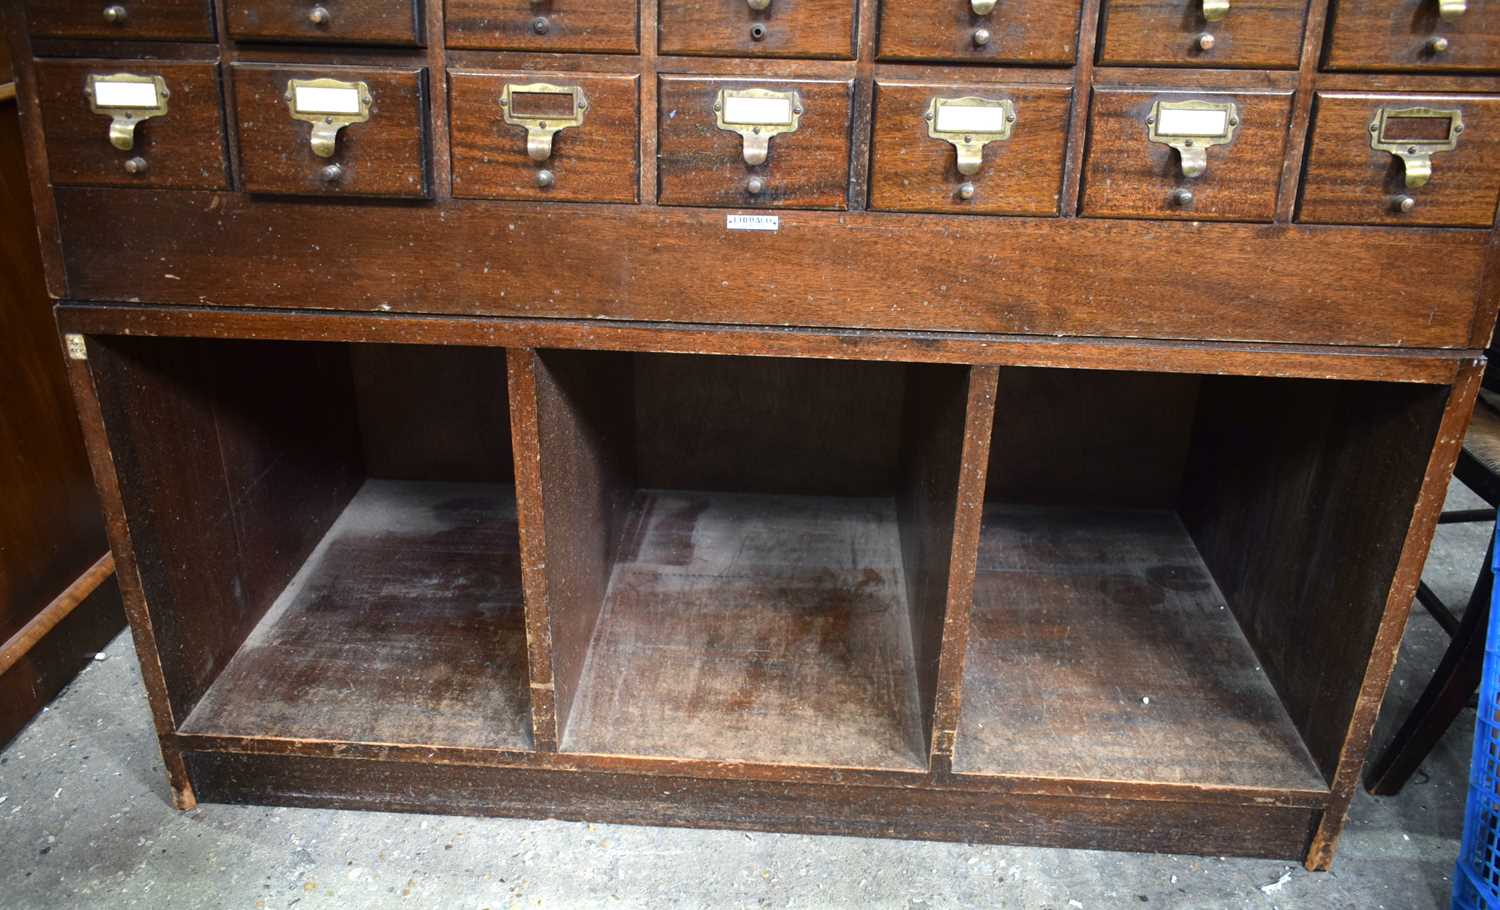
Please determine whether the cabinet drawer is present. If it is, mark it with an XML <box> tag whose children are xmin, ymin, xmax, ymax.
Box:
<box><xmin>35</xmin><ymin>59</ymin><xmax>228</xmax><ymax>190</ymax></box>
<box><xmin>877</xmin><ymin>0</ymin><xmax>1080</xmax><ymax>64</ymax></box>
<box><xmin>450</xmin><ymin>71</ymin><xmax>639</xmax><ymax>203</ymax></box>
<box><xmin>656</xmin><ymin>76</ymin><xmax>852</xmax><ymax>209</ymax></box>
<box><xmin>1098</xmin><ymin>0</ymin><xmax>1308</xmax><ymax>68</ymax></box>
<box><xmin>1082</xmin><ymin>88</ymin><xmax>1292</xmax><ymax>222</ymax></box>
<box><xmin>232</xmin><ymin>64</ymin><xmax>430</xmax><ymax>199</ymax></box>
<box><xmin>659</xmin><ymin>0</ymin><xmax>855</xmax><ymax>59</ymax></box>
<box><xmin>225</xmin><ymin>0</ymin><xmax>422</xmax><ymax>45</ymax></box>
<box><xmin>1325</xmin><ymin>0</ymin><xmax>1500</xmax><ymax>72</ymax></box>
<box><xmin>446</xmin><ymin>0</ymin><xmax>638</xmax><ymax>52</ymax></box>
<box><xmin>1298</xmin><ymin>93</ymin><xmax>1500</xmax><ymax>227</ymax></box>
<box><xmin>868</xmin><ymin>81</ymin><xmax>1071</xmax><ymax>216</ymax></box>
<box><xmin>27</xmin><ymin>0</ymin><xmax>215</xmax><ymax>40</ymax></box>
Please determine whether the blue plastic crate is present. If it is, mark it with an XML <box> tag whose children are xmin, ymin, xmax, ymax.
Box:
<box><xmin>1454</xmin><ymin>517</ymin><xmax>1500</xmax><ymax>910</ymax></box>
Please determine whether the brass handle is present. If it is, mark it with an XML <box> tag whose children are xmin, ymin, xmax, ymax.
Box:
<box><xmin>1439</xmin><ymin>0</ymin><xmax>1467</xmax><ymax>19</ymax></box>
<box><xmin>1202</xmin><ymin>0</ymin><xmax>1229</xmax><ymax>21</ymax></box>
<box><xmin>970</xmin><ymin>0</ymin><xmax>997</xmax><ymax>13</ymax></box>
<box><xmin>747</xmin><ymin>0</ymin><xmax>771</xmax><ymax>10</ymax></box>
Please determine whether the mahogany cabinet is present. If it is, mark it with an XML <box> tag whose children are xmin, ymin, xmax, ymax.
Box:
<box><xmin>7</xmin><ymin>0</ymin><xmax>1498</xmax><ymax>873</ymax></box>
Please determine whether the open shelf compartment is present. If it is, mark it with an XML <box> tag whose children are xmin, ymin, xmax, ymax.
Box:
<box><xmin>87</xmin><ymin>337</ymin><xmax>533</xmax><ymax>752</ymax></box>
<box><xmin>524</xmin><ymin>350</ymin><xmax>978</xmax><ymax>771</ymax></box>
<box><xmin>954</xmin><ymin>368</ymin><xmax>1451</xmax><ymax>794</ymax></box>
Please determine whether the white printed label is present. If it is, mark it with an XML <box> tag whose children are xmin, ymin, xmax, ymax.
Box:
<box><xmin>1155</xmin><ymin>107</ymin><xmax>1230</xmax><ymax>138</ymax></box>
<box><xmin>293</xmin><ymin>85</ymin><xmax>363</xmax><ymax>115</ymax></box>
<box><xmin>727</xmin><ymin>214</ymin><xmax>780</xmax><ymax>232</ymax></box>
<box><xmin>935</xmin><ymin>104</ymin><xmax>1007</xmax><ymax>134</ymax></box>
<box><xmin>723</xmin><ymin>96</ymin><xmax>794</xmax><ymax>126</ymax></box>
<box><xmin>92</xmin><ymin>79</ymin><xmax>159</xmax><ymax>109</ymax></box>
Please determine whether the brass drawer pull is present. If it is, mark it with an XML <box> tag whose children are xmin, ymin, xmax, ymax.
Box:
<box><xmin>715</xmin><ymin>87</ymin><xmax>802</xmax><ymax>167</ymax></box>
<box><xmin>85</xmin><ymin>73</ymin><xmax>169</xmax><ymax>151</ymax></box>
<box><xmin>1147</xmin><ymin>99</ymin><xmax>1239</xmax><ymax>179</ymax></box>
<box><xmin>1439</xmin><ymin>0</ymin><xmax>1466</xmax><ymax>20</ymax></box>
<box><xmin>1202</xmin><ymin>0</ymin><xmax>1229</xmax><ymax>21</ymax></box>
<box><xmin>500</xmin><ymin>82</ymin><xmax>589</xmax><ymax>163</ymax></box>
<box><xmin>285</xmin><ymin>78</ymin><xmax>373</xmax><ymax>159</ymax></box>
<box><xmin>926</xmin><ymin>96</ymin><xmax>1014</xmax><ymax>178</ymax></box>
<box><xmin>1369</xmin><ymin>106</ymin><xmax>1464</xmax><ymax>189</ymax></box>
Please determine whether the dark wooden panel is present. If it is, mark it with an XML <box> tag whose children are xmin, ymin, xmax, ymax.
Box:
<box><xmin>26</xmin><ymin>0</ymin><xmax>216</xmax><ymax>41</ymax></box>
<box><xmin>0</xmin><ymin>97</ymin><xmax>124</xmax><ymax>746</ymax></box>
<box><xmin>1180</xmin><ymin>375</ymin><xmax>1449</xmax><ymax>779</ymax></box>
<box><xmin>231</xmin><ymin>64</ymin><xmax>430</xmax><ymax>198</ymax></box>
<box><xmin>957</xmin><ymin>506</ymin><xmax>1326</xmax><ymax>791</ymax></box>
<box><xmin>877</xmin><ymin>0</ymin><xmax>1081</xmax><ymax>64</ymax></box>
<box><xmin>633</xmin><ymin>354</ymin><xmax>905</xmax><ymax>496</ymax></box>
<box><xmin>1298</xmin><ymin>92</ymin><xmax>1500</xmax><ymax>228</ymax></box>
<box><xmin>659</xmin><ymin>0</ymin><xmax>856</xmax><ymax>60</ymax></box>
<box><xmin>34</xmin><ymin>58</ymin><xmax>228</xmax><ymax>190</ymax></box>
<box><xmin>528</xmin><ymin>349</ymin><xmax>637</xmax><ymax>743</ymax></box>
<box><xmin>180</xmin><ymin>480</ymin><xmax>532</xmax><ymax>750</ymax></box>
<box><xmin>449</xmin><ymin>70</ymin><xmax>639</xmax><ymax>204</ymax></box>
<box><xmin>563</xmin><ymin>490</ymin><xmax>927</xmax><ymax>769</ymax></box>
<box><xmin>869</xmin><ymin>81</ymin><xmax>1071</xmax><ymax>216</ymax></box>
<box><xmin>445</xmin><ymin>0</ymin><xmax>639</xmax><ymax>53</ymax></box>
<box><xmin>182</xmin><ymin>749</ymin><xmax>1323</xmax><ymax>859</ymax></box>
<box><xmin>350</xmin><ymin>344</ymin><xmax>514</xmax><ymax>482</ymax></box>
<box><xmin>51</xmin><ymin>190</ymin><xmax>1493</xmax><ymax>349</ymax></box>
<box><xmin>986</xmin><ymin>368</ymin><xmax>1200</xmax><ymax>509</ymax></box>
<box><xmin>1325</xmin><ymin>0</ymin><xmax>1500</xmax><ymax>73</ymax></box>
<box><xmin>1082</xmin><ymin>87</ymin><xmax>1293</xmax><ymax>222</ymax></box>
<box><xmin>225</xmin><ymin>0</ymin><xmax>421</xmax><ymax>46</ymax></box>
<box><xmin>656</xmin><ymin>76</ymin><xmax>852</xmax><ymax>209</ymax></box>
<box><xmin>1098</xmin><ymin>0</ymin><xmax>1309</xmax><ymax>68</ymax></box>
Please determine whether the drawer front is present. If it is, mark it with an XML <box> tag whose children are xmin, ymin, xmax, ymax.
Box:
<box><xmin>1298</xmin><ymin>93</ymin><xmax>1500</xmax><ymax>227</ymax></box>
<box><xmin>1098</xmin><ymin>0</ymin><xmax>1308</xmax><ymax>68</ymax></box>
<box><xmin>232</xmin><ymin>65</ymin><xmax>430</xmax><ymax>199</ymax></box>
<box><xmin>1082</xmin><ymin>88</ymin><xmax>1293</xmax><ymax>222</ymax></box>
<box><xmin>657</xmin><ymin>76</ymin><xmax>852</xmax><ymax>210</ymax></box>
<box><xmin>450</xmin><ymin>71</ymin><xmax>639</xmax><ymax>203</ymax></box>
<box><xmin>225</xmin><ymin>0</ymin><xmax>422</xmax><ymax>45</ymax></box>
<box><xmin>446</xmin><ymin>0</ymin><xmax>639</xmax><ymax>52</ymax></box>
<box><xmin>27</xmin><ymin>0</ymin><xmax>216</xmax><ymax>40</ymax></box>
<box><xmin>1325</xmin><ymin>1</ymin><xmax>1500</xmax><ymax>72</ymax></box>
<box><xmin>659</xmin><ymin>0</ymin><xmax>856</xmax><ymax>59</ymax></box>
<box><xmin>35</xmin><ymin>59</ymin><xmax>228</xmax><ymax>190</ymax></box>
<box><xmin>868</xmin><ymin>81</ymin><xmax>1071</xmax><ymax>216</ymax></box>
<box><xmin>877</xmin><ymin>0</ymin><xmax>1081</xmax><ymax>64</ymax></box>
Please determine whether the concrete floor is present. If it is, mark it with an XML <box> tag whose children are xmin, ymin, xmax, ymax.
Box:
<box><xmin>0</xmin><ymin>480</ymin><xmax>1491</xmax><ymax>910</ymax></box>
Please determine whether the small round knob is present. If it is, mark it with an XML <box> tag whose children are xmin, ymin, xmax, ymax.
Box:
<box><xmin>1171</xmin><ymin>188</ymin><xmax>1195</xmax><ymax>207</ymax></box>
<box><xmin>123</xmin><ymin>156</ymin><xmax>148</xmax><ymax>175</ymax></box>
<box><xmin>1394</xmin><ymin>194</ymin><xmax>1417</xmax><ymax>213</ymax></box>
<box><xmin>532</xmin><ymin>16</ymin><xmax>550</xmax><ymax>33</ymax></box>
<box><xmin>750</xmin><ymin>23</ymin><xmax>767</xmax><ymax>40</ymax></box>
<box><xmin>1427</xmin><ymin>35</ymin><xmax>1451</xmax><ymax>53</ymax></box>
<box><xmin>320</xmin><ymin>163</ymin><xmax>344</xmax><ymax>183</ymax></box>
<box><xmin>102</xmin><ymin>4</ymin><xmax>127</xmax><ymax>24</ymax></box>
<box><xmin>958</xmin><ymin>182</ymin><xmax>976</xmax><ymax>201</ymax></box>
<box><xmin>536</xmin><ymin>169</ymin><xmax>555</xmax><ymax>188</ymax></box>
<box><xmin>308</xmin><ymin>5</ymin><xmax>330</xmax><ymax>25</ymax></box>
<box><xmin>1196</xmin><ymin>32</ymin><xmax>1216</xmax><ymax>51</ymax></box>
<box><xmin>746</xmin><ymin>176</ymin><xmax>766</xmax><ymax>196</ymax></box>
<box><xmin>972</xmin><ymin>27</ymin><xmax>992</xmax><ymax>47</ymax></box>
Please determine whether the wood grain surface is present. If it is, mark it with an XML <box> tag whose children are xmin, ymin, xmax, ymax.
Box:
<box><xmin>1098</xmin><ymin>0</ymin><xmax>1310</xmax><ymax>68</ymax></box>
<box><xmin>1082</xmin><ymin>87</ymin><xmax>1293</xmax><ymax>222</ymax></box>
<box><xmin>1324</xmin><ymin>0</ymin><xmax>1500</xmax><ymax>73</ymax></box>
<box><xmin>659</xmin><ymin>0</ymin><xmax>856</xmax><ymax>60</ymax></box>
<box><xmin>869</xmin><ymin>80</ymin><xmax>1071</xmax><ymax>216</ymax></box>
<box><xmin>1298</xmin><ymin>92</ymin><xmax>1500</xmax><ymax>227</ymax></box>
<box><xmin>26</xmin><ymin>0</ymin><xmax>216</xmax><ymax>41</ymax></box>
<box><xmin>657</xmin><ymin>75</ymin><xmax>852</xmax><ymax>209</ymax></box>
<box><xmin>225</xmin><ymin>0</ymin><xmax>421</xmax><ymax>46</ymax></box>
<box><xmin>450</xmin><ymin>70</ymin><xmax>639</xmax><ymax>203</ymax></box>
<box><xmin>446</xmin><ymin>0</ymin><xmax>639</xmax><ymax>53</ymax></box>
<box><xmin>876</xmin><ymin>0</ymin><xmax>1081</xmax><ymax>64</ymax></box>
<box><xmin>34</xmin><ymin>58</ymin><xmax>228</xmax><ymax>190</ymax></box>
<box><xmin>231</xmin><ymin>63</ymin><xmax>430</xmax><ymax>198</ymax></box>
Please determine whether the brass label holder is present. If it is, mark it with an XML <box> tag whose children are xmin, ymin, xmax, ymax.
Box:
<box><xmin>1369</xmin><ymin>106</ymin><xmax>1463</xmax><ymax>189</ymax></box>
<box><xmin>926</xmin><ymin>96</ymin><xmax>1015</xmax><ymax>177</ymax></box>
<box><xmin>500</xmin><ymin>83</ymin><xmax>589</xmax><ymax>162</ymax></box>
<box><xmin>715</xmin><ymin>87</ymin><xmax>802</xmax><ymax>167</ymax></box>
<box><xmin>1146</xmin><ymin>99</ymin><xmax>1240</xmax><ymax>179</ymax></box>
<box><xmin>86</xmin><ymin>73</ymin><xmax>169</xmax><ymax>151</ymax></box>
<box><xmin>285</xmin><ymin>78</ymin><xmax>372</xmax><ymax>159</ymax></box>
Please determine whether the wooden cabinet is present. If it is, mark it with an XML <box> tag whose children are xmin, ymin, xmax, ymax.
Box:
<box><xmin>10</xmin><ymin>0</ymin><xmax>1500</xmax><ymax>876</ymax></box>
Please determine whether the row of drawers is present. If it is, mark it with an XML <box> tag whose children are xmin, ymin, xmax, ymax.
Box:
<box><xmin>24</xmin><ymin>0</ymin><xmax>1500</xmax><ymax>72</ymax></box>
<box><xmin>35</xmin><ymin>59</ymin><xmax>1500</xmax><ymax>227</ymax></box>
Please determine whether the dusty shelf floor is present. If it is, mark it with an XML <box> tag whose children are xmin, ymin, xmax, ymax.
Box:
<box><xmin>0</xmin><ymin>478</ymin><xmax>1487</xmax><ymax>909</ymax></box>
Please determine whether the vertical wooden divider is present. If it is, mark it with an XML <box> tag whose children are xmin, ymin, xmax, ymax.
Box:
<box><xmin>897</xmin><ymin>364</ymin><xmax>999</xmax><ymax>773</ymax></box>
